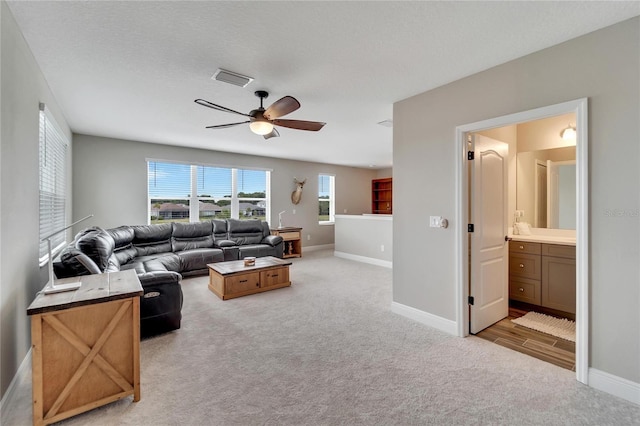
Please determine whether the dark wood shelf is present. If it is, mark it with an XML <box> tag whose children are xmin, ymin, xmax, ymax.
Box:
<box><xmin>371</xmin><ymin>178</ymin><xmax>392</xmax><ymax>214</ymax></box>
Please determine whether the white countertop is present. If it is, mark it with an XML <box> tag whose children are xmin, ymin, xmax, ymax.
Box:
<box><xmin>508</xmin><ymin>234</ymin><xmax>575</xmax><ymax>246</ymax></box>
<box><xmin>508</xmin><ymin>227</ymin><xmax>576</xmax><ymax>246</ymax></box>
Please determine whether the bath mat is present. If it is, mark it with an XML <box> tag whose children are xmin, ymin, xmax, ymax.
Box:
<box><xmin>511</xmin><ymin>311</ymin><xmax>576</xmax><ymax>342</ymax></box>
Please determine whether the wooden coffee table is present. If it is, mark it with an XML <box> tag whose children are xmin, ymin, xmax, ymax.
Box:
<box><xmin>208</xmin><ymin>256</ymin><xmax>292</xmax><ymax>300</ymax></box>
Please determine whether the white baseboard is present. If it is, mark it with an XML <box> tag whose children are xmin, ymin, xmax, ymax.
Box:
<box><xmin>390</xmin><ymin>301</ymin><xmax>457</xmax><ymax>335</ymax></box>
<box><xmin>0</xmin><ymin>349</ymin><xmax>31</xmax><ymax>421</ymax></box>
<box><xmin>333</xmin><ymin>251</ymin><xmax>392</xmax><ymax>269</ymax></box>
<box><xmin>303</xmin><ymin>244</ymin><xmax>334</xmax><ymax>253</ymax></box>
<box><xmin>589</xmin><ymin>368</ymin><xmax>640</xmax><ymax>406</ymax></box>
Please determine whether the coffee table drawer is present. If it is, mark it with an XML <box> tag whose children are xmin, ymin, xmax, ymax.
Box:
<box><xmin>226</xmin><ymin>272</ymin><xmax>260</xmax><ymax>294</ymax></box>
<box><xmin>260</xmin><ymin>267</ymin><xmax>289</xmax><ymax>288</ymax></box>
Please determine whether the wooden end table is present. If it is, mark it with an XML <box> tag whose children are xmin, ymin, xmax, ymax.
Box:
<box><xmin>208</xmin><ymin>256</ymin><xmax>292</xmax><ymax>300</ymax></box>
<box><xmin>27</xmin><ymin>270</ymin><xmax>143</xmax><ymax>426</ymax></box>
<box><xmin>271</xmin><ymin>227</ymin><xmax>302</xmax><ymax>258</ymax></box>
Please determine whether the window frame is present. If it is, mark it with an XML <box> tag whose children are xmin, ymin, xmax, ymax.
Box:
<box><xmin>318</xmin><ymin>173</ymin><xmax>335</xmax><ymax>225</ymax></box>
<box><xmin>147</xmin><ymin>160</ymin><xmax>271</xmax><ymax>225</ymax></box>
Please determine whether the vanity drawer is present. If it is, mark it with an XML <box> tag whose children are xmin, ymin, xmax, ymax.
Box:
<box><xmin>509</xmin><ymin>253</ymin><xmax>541</xmax><ymax>280</ymax></box>
<box><xmin>541</xmin><ymin>244</ymin><xmax>575</xmax><ymax>259</ymax></box>
<box><xmin>509</xmin><ymin>277</ymin><xmax>541</xmax><ymax>305</ymax></box>
<box><xmin>509</xmin><ymin>241</ymin><xmax>541</xmax><ymax>255</ymax></box>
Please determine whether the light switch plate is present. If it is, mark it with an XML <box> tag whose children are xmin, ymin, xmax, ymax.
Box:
<box><xmin>429</xmin><ymin>216</ymin><xmax>441</xmax><ymax>228</ymax></box>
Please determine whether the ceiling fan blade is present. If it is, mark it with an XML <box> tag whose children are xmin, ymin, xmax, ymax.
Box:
<box><xmin>272</xmin><ymin>119</ymin><xmax>326</xmax><ymax>131</ymax></box>
<box><xmin>195</xmin><ymin>99</ymin><xmax>250</xmax><ymax>117</ymax></box>
<box><xmin>263</xmin><ymin>128</ymin><xmax>280</xmax><ymax>140</ymax></box>
<box><xmin>263</xmin><ymin>96</ymin><xmax>300</xmax><ymax>120</ymax></box>
<box><xmin>205</xmin><ymin>121</ymin><xmax>250</xmax><ymax>129</ymax></box>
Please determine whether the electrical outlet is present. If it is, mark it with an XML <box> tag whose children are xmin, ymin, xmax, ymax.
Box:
<box><xmin>292</xmin><ymin>209</ymin><xmax>296</xmax><ymax>214</ymax></box>
<box><xmin>343</xmin><ymin>209</ymin><xmax>348</xmax><ymax>213</ymax></box>
<box><xmin>429</xmin><ymin>216</ymin><xmax>441</xmax><ymax>228</ymax></box>
<box><xmin>307</xmin><ymin>234</ymin><xmax>311</xmax><ymax>241</ymax></box>
<box><xmin>380</xmin><ymin>244</ymin><xmax>385</xmax><ymax>252</ymax></box>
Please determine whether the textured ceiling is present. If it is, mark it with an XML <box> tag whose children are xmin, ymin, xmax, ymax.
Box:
<box><xmin>7</xmin><ymin>1</ymin><xmax>640</xmax><ymax>169</ymax></box>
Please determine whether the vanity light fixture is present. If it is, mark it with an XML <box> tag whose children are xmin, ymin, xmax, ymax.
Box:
<box><xmin>560</xmin><ymin>124</ymin><xmax>576</xmax><ymax>140</ymax></box>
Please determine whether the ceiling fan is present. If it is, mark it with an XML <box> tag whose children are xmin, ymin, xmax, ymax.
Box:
<box><xmin>195</xmin><ymin>90</ymin><xmax>325</xmax><ymax>140</ymax></box>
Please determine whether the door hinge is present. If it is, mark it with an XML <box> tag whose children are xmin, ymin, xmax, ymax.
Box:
<box><xmin>467</xmin><ymin>151</ymin><xmax>474</xmax><ymax>160</ymax></box>
<box><xmin>468</xmin><ymin>296</ymin><xmax>475</xmax><ymax>305</ymax></box>
<box><xmin>468</xmin><ymin>224</ymin><xmax>474</xmax><ymax>232</ymax></box>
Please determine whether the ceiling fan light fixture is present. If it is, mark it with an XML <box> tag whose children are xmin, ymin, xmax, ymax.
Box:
<box><xmin>212</xmin><ymin>69</ymin><xmax>254</xmax><ymax>88</ymax></box>
<box><xmin>560</xmin><ymin>124</ymin><xmax>576</xmax><ymax>140</ymax></box>
<box><xmin>249</xmin><ymin>120</ymin><xmax>274</xmax><ymax>135</ymax></box>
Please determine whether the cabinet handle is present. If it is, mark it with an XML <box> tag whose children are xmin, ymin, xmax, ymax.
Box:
<box><xmin>519</xmin><ymin>287</ymin><xmax>524</xmax><ymax>292</ymax></box>
<box><xmin>270</xmin><ymin>274</ymin><xmax>278</xmax><ymax>278</ymax></box>
<box><xmin>519</xmin><ymin>245</ymin><xmax>524</xmax><ymax>249</ymax></box>
<box><xmin>256</xmin><ymin>282</ymin><xmax>260</xmax><ymax>287</ymax></box>
<box><xmin>240</xmin><ymin>279</ymin><xmax>248</xmax><ymax>283</ymax></box>
<box><xmin>519</xmin><ymin>264</ymin><xmax>524</xmax><ymax>268</ymax></box>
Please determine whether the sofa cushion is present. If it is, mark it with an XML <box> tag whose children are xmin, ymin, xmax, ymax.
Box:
<box><xmin>227</xmin><ymin>219</ymin><xmax>264</xmax><ymax>245</ymax></box>
<box><xmin>107</xmin><ymin>226</ymin><xmax>137</xmax><ymax>265</ymax></box>
<box><xmin>176</xmin><ymin>248</ymin><xmax>224</xmax><ymax>272</ymax></box>
<box><xmin>131</xmin><ymin>224</ymin><xmax>173</xmax><ymax>257</ymax></box>
<box><xmin>212</xmin><ymin>219</ymin><xmax>228</xmax><ymax>240</ymax></box>
<box><xmin>75</xmin><ymin>227</ymin><xmax>115</xmax><ymax>272</ymax></box>
<box><xmin>171</xmin><ymin>222</ymin><xmax>214</xmax><ymax>251</ymax></box>
<box><xmin>128</xmin><ymin>253</ymin><xmax>182</xmax><ymax>273</ymax></box>
<box><xmin>238</xmin><ymin>244</ymin><xmax>277</xmax><ymax>259</ymax></box>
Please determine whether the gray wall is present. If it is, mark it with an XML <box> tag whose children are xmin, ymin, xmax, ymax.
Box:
<box><xmin>375</xmin><ymin>168</ymin><xmax>392</xmax><ymax>179</ymax></box>
<box><xmin>334</xmin><ymin>215</ymin><xmax>392</xmax><ymax>263</ymax></box>
<box><xmin>393</xmin><ymin>18</ymin><xmax>639</xmax><ymax>383</ymax></box>
<box><xmin>0</xmin><ymin>1</ymin><xmax>72</xmax><ymax>398</ymax></box>
<box><xmin>72</xmin><ymin>134</ymin><xmax>376</xmax><ymax>247</ymax></box>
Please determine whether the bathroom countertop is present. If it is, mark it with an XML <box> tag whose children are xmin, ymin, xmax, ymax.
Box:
<box><xmin>508</xmin><ymin>234</ymin><xmax>576</xmax><ymax>246</ymax></box>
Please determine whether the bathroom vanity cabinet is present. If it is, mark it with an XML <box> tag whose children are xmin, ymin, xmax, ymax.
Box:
<box><xmin>509</xmin><ymin>241</ymin><xmax>576</xmax><ymax>314</ymax></box>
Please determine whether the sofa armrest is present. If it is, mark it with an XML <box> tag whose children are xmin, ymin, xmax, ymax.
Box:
<box><xmin>214</xmin><ymin>239</ymin><xmax>237</xmax><ymax>248</ymax></box>
<box><xmin>56</xmin><ymin>247</ymin><xmax>102</xmax><ymax>277</ymax></box>
<box><xmin>137</xmin><ymin>271</ymin><xmax>182</xmax><ymax>287</ymax></box>
<box><xmin>261</xmin><ymin>235</ymin><xmax>283</xmax><ymax>247</ymax></box>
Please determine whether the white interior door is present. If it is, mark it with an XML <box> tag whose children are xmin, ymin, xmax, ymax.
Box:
<box><xmin>470</xmin><ymin>135</ymin><xmax>509</xmax><ymax>334</ymax></box>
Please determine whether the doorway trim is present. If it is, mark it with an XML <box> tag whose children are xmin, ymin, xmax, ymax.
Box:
<box><xmin>454</xmin><ymin>98</ymin><xmax>588</xmax><ymax>384</ymax></box>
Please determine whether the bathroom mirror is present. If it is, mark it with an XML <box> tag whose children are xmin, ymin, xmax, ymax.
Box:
<box><xmin>516</xmin><ymin>146</ymin><xmax>576</xmax><ymax>230</ymax></box>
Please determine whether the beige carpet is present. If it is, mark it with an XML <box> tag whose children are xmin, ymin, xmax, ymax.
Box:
<box><xmin>3</xmin><ymin>249</ymin><xmax>640</xmax><ymax>425</ymax></box>
<box><xmin>512</xmin><ymin>312</ymin><xmax>576</xmax><ymax>342</ymax></box>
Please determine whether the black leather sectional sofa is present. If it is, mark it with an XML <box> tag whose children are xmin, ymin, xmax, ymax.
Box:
<box><xmin>54</xmin><ymin>219</ymin><xmax>284</xmax><ymax>337</ymax></box>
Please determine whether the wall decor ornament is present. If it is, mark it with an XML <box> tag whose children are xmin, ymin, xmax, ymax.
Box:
<box><xmin>291</xmin><ymin>178</ymin><xmax>306</xmax><ymax>205</ymax></box>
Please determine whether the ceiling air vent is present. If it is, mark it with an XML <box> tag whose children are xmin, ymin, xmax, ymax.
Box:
<box><xmin>211</xmin><ymin>69</ymin><xmax>254</xmax><ymax>88</ymax></box>
<box><xmin>377</xmin><ymin>119</ymin><xmax>393</xmax><ymax>128</ymax></box>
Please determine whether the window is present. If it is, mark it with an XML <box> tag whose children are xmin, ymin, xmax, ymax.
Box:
<box><xmin>318</xmin><ymin>174</ymin><xmax>335</xmax><ymax>224</ymax></box>
<box><xmin>148</xmin><ymin>161</ymin><xmax>270</xmax><ymax>224</ymax></box>
<box><xmin>39</xmin><ymin>104</ymin><xmax>69</xmax><ymax>263</ymax></box>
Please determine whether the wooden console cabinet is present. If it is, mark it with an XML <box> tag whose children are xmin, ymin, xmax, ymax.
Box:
<box><xmin>208</xmin><ymin>256</ymin><xmax>292</xmax><ymax>300</ymax></box>
<box><xmin>27</xmin><ymin>270</ymin><xmax>143</xmax><ymax>426</ymax></box>
<box><xmin>371</xmin><ymin>178</ymin><xmax>392</xmax><ymax>214</ymax></box>
<box><xmin>509</xmin><ymin>241</ymin><xmax>576</xmax><ymax>314</ymax></box>
<box><xmin>271</xmin><ymin>227</ymin><xmax>302</xmax><ymax>258</ymax></box>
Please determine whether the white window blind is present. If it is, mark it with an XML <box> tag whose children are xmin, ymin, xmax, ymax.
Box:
<box><xmin>39</xmin><ymin>104</ymin><xmax>69</xmax><ymax>261</ymax></box>
<box><xmin>197</xmin><ymin>165</ymin><xmax>232</xmax><ymax>199</ymax></box>
<box><xmin>148</xmin><ymin>161</ymin><xmax>191</xmax><ymax>198</ymax></box>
